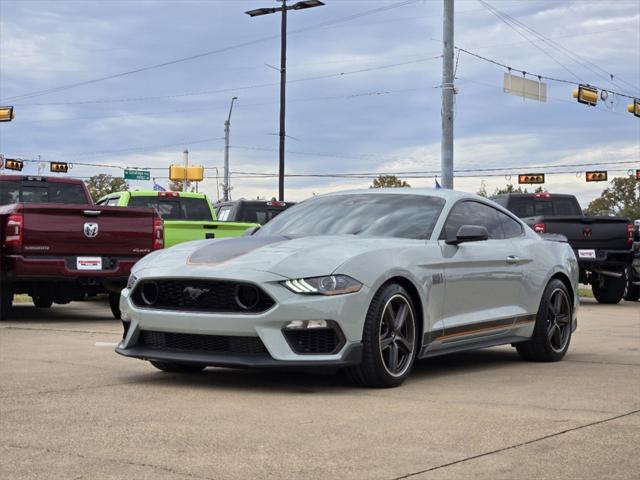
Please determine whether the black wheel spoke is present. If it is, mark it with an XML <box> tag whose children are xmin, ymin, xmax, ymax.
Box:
<box><xmin>547</xmin><ymin>322</ymin><xmax>557</xmax><ymax>339</ymax></box>
<box><xmin>388</xmin><ymin>344</ymin><xmax>399</xmax><ymax>371</ymax></box>
<box><xmin>553</xmin><ymin>291</ymin><xmax>563</xmax><ymax>313</ymax></box>
<box><xmin>394</xmin><ymin>303</ymin><xmax>408</xmax><ymax>331</ymax></box>
<box><xmin>552</xmin><ymin>325</ymin><xmax>563</xmax><ymax>347</ymax></box>
<box><xmin>380</xmin><ymin>335</ymin><xmax>394</xmax><ymax>350</ymax></box>
<box><xmin>547</xmin><ymin>299</ymin><xmax>558</xmax><ymax>316</ymax></box>
<box><xmin>557</xmin><ymin>314</ymin><xmax>571</xmax><ymax>326</ymax></box>
<box><xmin>396</xmin><ymin>335</ymin><xmax>412</xmax><ymax>353</ymax></box>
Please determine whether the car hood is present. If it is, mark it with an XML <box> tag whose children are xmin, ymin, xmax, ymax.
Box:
<box><xmin>133</xmin><ymin>235</ymin><xmax>418</xmax><ymax>281</ymax></box>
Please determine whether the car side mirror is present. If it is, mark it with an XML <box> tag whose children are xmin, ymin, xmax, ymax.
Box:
<box><xmin>244</xmin><ymin>225</ymin><xmax>261</xmax><ymax>236</ymax></box>
<box><xmin>446</xmin><ymin>225</ymin><xmax>489</xmax><ymax>245</ymax></box>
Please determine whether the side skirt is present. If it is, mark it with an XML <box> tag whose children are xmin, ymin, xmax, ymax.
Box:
<box><xmin>418</xmin><ymin>335</ymin><xmax>530</xmax><ymax>359</ymax></box>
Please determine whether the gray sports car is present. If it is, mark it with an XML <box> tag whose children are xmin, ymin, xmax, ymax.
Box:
<box><xmin>116</xmin><ymin>189</ymin><xmax>579</xmax><ymax>387</ymax></box>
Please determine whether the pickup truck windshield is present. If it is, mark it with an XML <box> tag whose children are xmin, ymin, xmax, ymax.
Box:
<box><xmin>0</xmin><ymin>180</ymin><xmax>88</xmax><ymax>206</ymax></box>
<box><xmin>258</xmin><ymin>194</ymin><xmax>445</xmax><ymax>239</ymax></box>
<box><xmin>508</xmin><ymin>197</ymin><xmax>582</xmax><ymax>217</ymax></box>
<box><xmin>128</xmin><ymin>196</ymin><xmax>213</xmax><ymax>221</ymax></box>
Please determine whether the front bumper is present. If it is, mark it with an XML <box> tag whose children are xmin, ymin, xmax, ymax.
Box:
<box><xmin>116</xmin><ymin>275</ymin><xmax>370</xmax><ymax>368</ymax></box>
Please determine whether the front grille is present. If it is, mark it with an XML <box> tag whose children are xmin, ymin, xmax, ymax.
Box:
<box><xmin>139</xmin><ymin>331</ymin><xmax>269</xmax><ymax>356</ymax></box>
<box><xmin>131</xmin><ymin>279</ymin><xmax>275</xmax><ymax>313</ymax></box>
<box><xmin>284</xmin><ymin>328</ymin><xmax>343</xmax><ymax>355</ymax></box>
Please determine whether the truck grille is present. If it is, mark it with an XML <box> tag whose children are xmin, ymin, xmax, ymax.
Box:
<box><xmin>139</xmin><ymin>331</ymin><xmax>269</xmax><ymax>356</ymax></box>
<box><xmin>131</xmin><ymin>279</ymin><xmax>275</xmax><ymax>313</ymax></box>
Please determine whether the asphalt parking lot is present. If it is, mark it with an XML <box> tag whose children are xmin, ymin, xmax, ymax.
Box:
<box><xmin>0</xmin><ymin>298</ymin><xmax>638</xmax><ymax>480</ymax></box>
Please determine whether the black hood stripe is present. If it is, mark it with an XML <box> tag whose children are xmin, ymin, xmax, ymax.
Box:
<box><xmin>187</xmin><ymin>236</ymin><xmax>289</xmax><ymax>265</ymax></box>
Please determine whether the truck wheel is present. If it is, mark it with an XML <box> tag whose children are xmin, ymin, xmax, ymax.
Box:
<box><xmin>623</xmin><ymin>268</ymin><xmax>640</xmax><ymax>301</ymax></box>
<box><xmin>150</xmin><ymin>361</ymin><xmax>206</xmax><ymax>373</ymax></box>
<box><xmin>32</xmin><ymin>295</ymin><xmax>53</xmax><ymax>308</ymax></box>
<box><xmin>592</xmin><ymin>275</ymin><xmax>626</xmax><ymax>304</ymax></box>
<box><xmin>0</xmin><ymin>287</ymin><xmax>13</xmax><ymax>321</ymax></box>
<box><xmin>108</xmin><ymin>292</ymin><xmax>122</xmax><ymax>320</ymax></box>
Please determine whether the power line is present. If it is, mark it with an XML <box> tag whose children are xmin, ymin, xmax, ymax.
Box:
<box><xmin>0</xmin><ymin>0</ymin><xmax>421</xmax><ymax>103</ymax></box>
<box><xmin>476</xmin><ymin>0</ymin><xmax>639</xmax><ymax>96</ymax></box>
<box><xmin>17</xmin><ymin>56</ymin><xmax>440</xmax><ymax>107</ymax></box>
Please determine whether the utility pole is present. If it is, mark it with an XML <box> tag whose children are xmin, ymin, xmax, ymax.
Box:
<box><xmin>245</xmin><ymin>0</ymin><xmax>325</xmax><ymax>201</ymax></box>
<box><xmin>441</xmin><ymin>0</ymin><xmax>455</xmax><ymax>189</ymax></box>
<box><xmin>223</xmin><ymin>96</ymin><xmax>238</xmax><ymax>202</ymax></box>
<box><xmin>183</xmin><ymin>149</ymin><xmax>189</xmax><ymax>192</ymax></box>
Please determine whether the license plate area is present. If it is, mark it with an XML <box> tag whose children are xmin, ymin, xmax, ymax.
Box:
<box><xmin>578</xmin><ymin>249</ymin><xmax>596</xmax><ymax>259</ymax></box>
<box><xmin>77</xmin><ymin>256</ymin><xmax>103</xmax><ymax>270</ymax></box>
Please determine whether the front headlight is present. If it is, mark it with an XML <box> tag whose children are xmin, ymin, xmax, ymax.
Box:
<box><xmin>126</xmin><ymin>273</ymin><xmax>138</xmax><ymax>290</ymax></box>
<box><xmin>282</xmin><ymin>275</ymin><xmax>362</xmax><ymax>296</ymax></box>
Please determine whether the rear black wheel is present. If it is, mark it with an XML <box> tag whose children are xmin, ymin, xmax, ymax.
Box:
<box><xmin>150</xmin><ymin>361</ymin><xmax>206</xmax><ymax>373</ymax></box>
<box><xmin>346</xmin><ymin>283</ymin><xmax>418</xmax><ymax>388</ymax></box>
<box><xmin>108</xmin><ymin>292</ymin><xmax>122</xmax><ymax>320</ymax></box>
<box><xmin>516</xmin><ymin>279</ymin><xmax>572</xmax><ymax>362</ymax></box>
<box><xmin>32</xmin><ymin>295</ymin><xmax>53</xmax><ymax>309</ymax></box>
<box><xmin>592</xmin><ymin>274</ymin><xmax>626</xmax><ymax>304</ymax></box>
<box><xmin>0</xmin><ymin>286</ymin><xmax>13</xmax><ymax>321</ymax></box>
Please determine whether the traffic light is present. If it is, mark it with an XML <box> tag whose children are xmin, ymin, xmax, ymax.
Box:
<box><xmin>636</xmin><ymin>169</ymin><xmax>640</xmax><ymax>181</ymax></box>
<box><xmin>627</xmin><ymin>99</ymin><xmax>640</xmax><ymax>118</ymax></box>
<box><xmin>169</xmin><ymin>165</ymin><xmax>204</xmax><ymax>182</ymax></box>
<box><xmin>0</xmin><ymin>106</ymin><xmax>14</xmax><ymax>122</ymax></box>
<box><xmin>572</xmin><ymin>85</ymin><xmax>598</xmax><ymax>106</ymax></box>
<box><xmin>5</xmin><ymin>159</ymin><xmax>23</xmax><ymax>171</ymax></box>
<box><xmin>518</xmin><ymin>173</ymin><xmax>545</xmax><ymax>184</ymax></box>
<box><xmin>585</xmin><ymin>171</ymin><xmax>607</xmax><ymax>182</ymax></box>
<box><xmin>50</xmin><ymin>162</ymin><xmax>68</xmax><ymax>173</ymax></box>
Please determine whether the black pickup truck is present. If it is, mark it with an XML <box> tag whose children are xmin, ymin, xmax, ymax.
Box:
<box><xmin>213</xmin><ymin>199</ymin><xmax>294</xmax><ymax>225</ymax></box>
<box><xmin>493</xmin><ymin>193</ymin><xmax>634</xmax><ymax>304</ymax></box>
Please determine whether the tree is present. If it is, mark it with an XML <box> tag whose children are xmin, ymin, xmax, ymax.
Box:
<box><xmin>370</xmin><ymin>175</ymin><xmax>410</xmax><ymax>188</ymax></box>
<box><xmin>491</xmin><ymin>184</ymin><xmax>546</xmax><ymax>196</ymax></box>
<box><xmin>585</xmin><ymin>177</ymin><xmax>640</xmax><ymax>220</ymax></box>
<box><xmin>85</xmin><ymin>174</ymin><xmax>128</xmax><ymax>202</ymax></box>
<box><xmin>168</xmin><ymin>180</ymin><xmax>196</xmax><ymax>192</ymax></box>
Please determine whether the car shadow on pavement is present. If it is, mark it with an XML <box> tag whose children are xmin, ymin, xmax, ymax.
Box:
<box><xmin>120</xmin><ymin>347</ymin><xmax>523</xmax><ymax>394</ymax></box>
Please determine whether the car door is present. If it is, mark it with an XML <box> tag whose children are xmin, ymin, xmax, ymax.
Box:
<box><xmin>438</xmin><ymin>201</ymin><xmax>526</xmax><ymax>343</ymax></box>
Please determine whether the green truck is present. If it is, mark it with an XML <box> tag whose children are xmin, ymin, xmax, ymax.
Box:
<box><xmin>97</xmin><ymin>191</ymin><xmax>257</xmax><ymax>247</ymax></box>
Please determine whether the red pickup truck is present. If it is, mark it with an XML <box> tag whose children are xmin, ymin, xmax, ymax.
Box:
<box><xmin>0</xmin><ymin>175</ymin><xmax>163</xmax><ymax>320</ymax></box>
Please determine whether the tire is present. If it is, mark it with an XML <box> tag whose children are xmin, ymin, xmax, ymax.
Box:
<box><xmin>623</xmin><ymin>268</ymin><xmax>640</xmax><ymax>302</ymax></box>
<box><xmin>32</xmin><ymin>295</ymin><xmax>53</xmax><ymax>309</ymax></box>
<box><xmin>346</xmin><ymin>283</ymin><xmax>418</xmax><ymax>388</ymax></box>
<box><xmin>150</xmin><ymin>361</ymin><xmax>206</xmax><ymax>373</ymax></box>
<box><xmin>108</xmin><ymin>292</ymin><xmax>122</xmax><ymax>320</ymax></box>
<box><xmin>516</xmin><ymin>279</ymin><xmax>573</xmax><ymax>362</ymax></box>
<box><xmin>0</xmin><ymin>286</ymin><xmax>13</xmax><ymax>321</ymax></box>
<box><xmin>592</xmin><ymin>274</ymin><xmax>626</xmax><ymax>304</ymax></box>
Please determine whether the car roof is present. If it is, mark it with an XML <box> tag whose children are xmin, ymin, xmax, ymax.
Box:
<box><xmin>0</xmin><ymin>175</ymin><xmax>86</xmax><ymax>185</ymax></box>
<box><xmin>123</xmin><ymin>190</ymin><xmax>208</xmax><ymax>199</ymax></box>
<box><xmin>322</xmin><ymin>187</ymin><xmax>476</xmax><ymax>202</ymax></box>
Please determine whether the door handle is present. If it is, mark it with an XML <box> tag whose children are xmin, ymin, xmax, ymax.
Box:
<box><xmin>506</xmin><ymin>255</ymin><xmax>520</xmax><ymax>264</ymax></box>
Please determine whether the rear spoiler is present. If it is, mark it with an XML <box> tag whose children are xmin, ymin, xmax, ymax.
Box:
<box><xmin>539</xmin><ymin>233</ymin><xmax>568</xmax><ymax>243</ymax></box>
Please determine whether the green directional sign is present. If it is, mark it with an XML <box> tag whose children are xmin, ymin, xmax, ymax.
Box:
<box><xmin>124</xmin><ymin>169</ymin><xmax>150</xmax><ymax>181</ymax></box>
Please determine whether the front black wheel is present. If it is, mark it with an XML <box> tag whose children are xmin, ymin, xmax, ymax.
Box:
<box><xmin>516</xmin><ymin>279</ymin><xmax>573</xmax><ymax>362</ymax></box>
<box><xmin>623</xmin><ymin>268</ymin><xmax>639</xmax><ymax>301</ymax></box>
<box><xmin>346</xmin><ymin>283</ymin><xmax>418</xmax><ymax>388</ymax></box>
<box><xmin>150</xmin><ymin>361</ymin><xmax>206</xmax><ymax>373</ymax></box>
<box><xmin>0</xmin><ymin>286</ymin><xmax>13</xmax><ymax>321</ymax></box>
<box><xmin>592</xmin><ymin>274</ymin><xmax>626</xmax><ymax>304</ymax></box>
<box><xmin>108</xmin><ymin>292</ymin><xmax>122</xmax><ymax>320</ymax></box>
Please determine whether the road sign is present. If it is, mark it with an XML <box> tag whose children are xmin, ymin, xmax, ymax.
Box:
<box><xmin>504</xmin><ymin>73</ymin><xmax>547</xmax><ymax>102</ymax></box>
<box><xmin>169</xmin><ymin>165</ymin><xmax>204</xmax><ymax>182</ymax></box>
<box><xmin>124</xmin><ymin>169</ymin><xmax>150</xmax><ymax>181</ymax></box>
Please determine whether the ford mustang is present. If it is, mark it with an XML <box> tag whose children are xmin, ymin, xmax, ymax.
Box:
<box><xmin>116</xmin><ymin>189</ymin><xmax>579</xmax><ymax>387</ymax></box>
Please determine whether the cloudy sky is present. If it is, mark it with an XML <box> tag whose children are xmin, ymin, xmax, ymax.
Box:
<box><xmin>0</xmin><ymin>0</ymin><xmax>638</xmax><ymax>207</ymax></box>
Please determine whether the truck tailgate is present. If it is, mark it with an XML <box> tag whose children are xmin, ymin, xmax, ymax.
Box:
<box><xmin>163</xmin><ymin>220</ymin><xmax>255</xmax><ymax>247</ymax></box>
<box><xmin>530</xmin><ymin>215</ymin><xmax>630</xmax><ymax>250</ymax></box>
<box><xmin>20</xmin><ymin>204</ymin><xmax>156</xmax><ymax>256</ymax></box>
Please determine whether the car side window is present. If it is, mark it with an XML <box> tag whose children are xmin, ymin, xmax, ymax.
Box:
<box><xmin>497</xmin><ymin>210</ymin><xmax>523</xmax><ymax>238</ymax></box>
<box><xmin>106</xmin><ymin>197</ymin><xmax>120</xmax><ymax>206</ymax></box>
<box><xmin>441</xmin><ymin>201</ymin><xmax>505</xmax><ymax>240</ymax></box>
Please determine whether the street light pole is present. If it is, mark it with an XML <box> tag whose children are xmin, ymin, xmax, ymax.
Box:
<box><xmin>278</xmin><ymin>3</ymin><xmax>287</xmax><ymax>202</ymax></box>
<box><xmin>223</xmin><ymin>96</ymin><xmax>237</xmax><ymax>202</ymax></box>
<box><xmin>245</xmin><ymin>0</ymin><xmax>324</xmax><ymax>201</ymax></box>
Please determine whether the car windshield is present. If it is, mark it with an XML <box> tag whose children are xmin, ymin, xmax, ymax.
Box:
<box><xmin>128</xmin><ymin>196</ymin><xmax>213</xmax><ymax>221</ymax></box>
<box><xmin>257</xmin><ymin>193</ymin><xmax>445</xmax><ymax>239</ymax></box>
